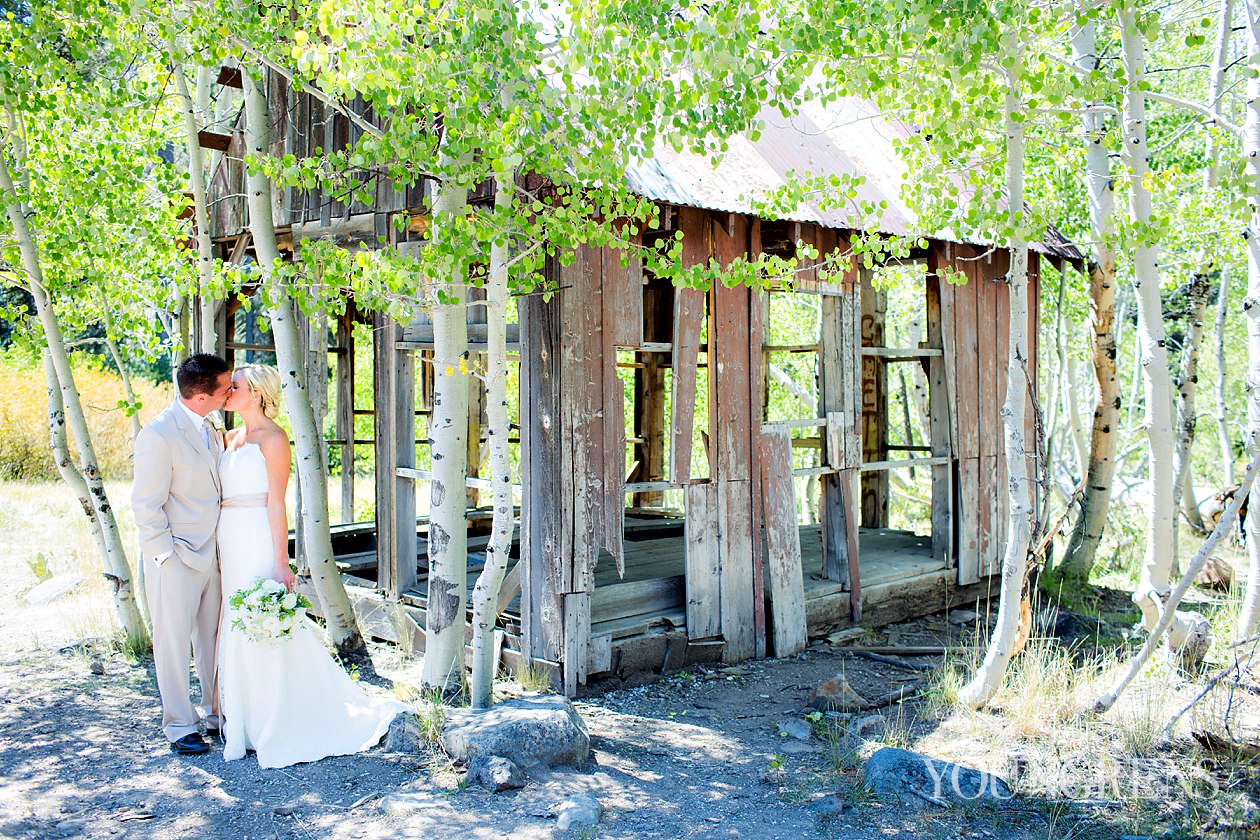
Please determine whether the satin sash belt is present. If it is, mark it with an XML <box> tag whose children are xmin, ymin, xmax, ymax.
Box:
<box><xmin>221</xmin><ymin>493</ymin><xmax>268</xmax><ymax>509</ymax></box>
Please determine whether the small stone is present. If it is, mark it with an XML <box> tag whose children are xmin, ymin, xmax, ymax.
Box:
<box><xmin>24</xmin><ymin>574</ymin><xmax>83</xmax><ymax>605</ymax></box>
<box><xmin>1195</xmin><ymin>556</ymin><xmax>1235</xmax><ymax>591</ymax></box>
<box><xmin>467</xmin><ymin>755</ymin><xmax>525</xmax><ymax>792</ymax></box>
<box><xmin>777</xmin><ymin>718</ymin><xmax>814</xmax><ymax>741</ymax></box>
<box><xmin>778</xmin><ymin>740</ymin><xmax>818</xmax><ymax>755</ymax></box>
<box><xmin>272</xmin><ymin>805</ymin><xmax>294</xmax><ymax>816</ymax></box>
<box><xmin>555</xmin><ymin>794</ymin><xmax>602</xmax><ymax>831</ymax></box>
<box><xmin>853</xmin><ymin>714</ymin><xmax>886</xmax><ymax>740</ymax></box>
<box><xmin>947</xmin><ymin>610</ymin><xmax>978</xmax><ymax>627</ymax></box>
<box><xmin>89</xmin><ymin>661</ymin><xmax>106</xmax><ymax>676</ymax></box>
<box><xmin>811</xmin><ymin>793</ymin><xmax>848</xmax><ymax>817</ymax></box>
<box><xmin>807</xmin><ymin>675</ymin><xmax>869</xmax><ymax>711</ymax></box>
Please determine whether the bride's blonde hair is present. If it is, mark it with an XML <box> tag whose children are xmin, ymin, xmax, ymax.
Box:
<box><xmin>236</xmin><ymin>364</ymin><xmax>283</xmax><ymax>419</ymax></box>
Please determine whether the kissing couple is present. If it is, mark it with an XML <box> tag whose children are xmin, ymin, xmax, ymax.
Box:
<box><xmin>131</xmin><ymin>353</ymin><xmax>404</xmax><ymax>768</ymax></box>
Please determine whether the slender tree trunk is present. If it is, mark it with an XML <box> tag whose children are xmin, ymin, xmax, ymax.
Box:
<box><xmin>421</xmin><ymin>170</ymin><xmax>470</xmax><ymax>692</ymax></box>
<box><xmin>470</xmin><ymin>173</ymin><xmax>514</xmax><ymax>709</ymax></box>
<box><xmin>1237</xmin><ymin>0</ymin><xmax>1260</xmax><ymax>641</ymax></box>
<box><xmin>1059</xmin><ymin>20</ymin><xmax>1122</xmax><ymax>582</ymax></box>
<box><xmin>1172</xmin><ymin>272</ymin><xmax>1212</xmax><ymax>540</ymax></box>
<box><xmin>1215</xmin><ymin>269</ymin><xmax>1236</xmax><ymax>486</ymax></box>
<box><xmin>0</xmin><ymin>147</ymin><xmax>148</xmax><ymax>651</ymax></box>
<box><xmin>97</xmin><ymin>295</ymin><xmax>144</xmax><ymax>439</ymax></box>
<box><xmin>242</xmin><ymin>66</ymin><xmax>364</xmax><ymax>655</ymax></box>
<box><xmin>958</xmin><ymin>48</ymin><xmax>1033</xmax><ymax>710</ymax></box>
<box><xmin>171</xmin><ymin>54</ymin><xmax>218</xmax><ymax>355</ymax></box>
<box><xmin>1118</xmin><ymin>6</ymin><xmax>1209</xmax><ymax>667</ymax></box>
<box><xmin>1210</xmin><ymin>0</ymin><xmax>1238</xmax><ymax>488</ymax></box>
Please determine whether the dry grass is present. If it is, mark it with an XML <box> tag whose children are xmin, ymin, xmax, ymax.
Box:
<box><xmin>0</xmin><ymin>357</ymin><xmax>171</xmax><ymax>481</ymax></box>
<box><xmin>0</xmin><ymin>478</ymin><xmax>141</xmax><ymax>652</ymax></box>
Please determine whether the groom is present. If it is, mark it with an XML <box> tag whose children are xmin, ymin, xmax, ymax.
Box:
<box><xmin>132</xmin><ymin>353</ymin><xmax>231</xmax><ymax>756</ymax></box>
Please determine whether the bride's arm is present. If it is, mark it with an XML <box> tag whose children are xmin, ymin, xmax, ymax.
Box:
<box><xmin>260</xmin><ymin>432</ymin><xmax>296</xmax><ymax>588</ymax></box>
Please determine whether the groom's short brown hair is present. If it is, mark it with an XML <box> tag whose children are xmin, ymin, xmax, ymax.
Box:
<box><xmin>177</xmin><ymin>353</ymin><xmax>230</xmax><ymax>399</ymax></box>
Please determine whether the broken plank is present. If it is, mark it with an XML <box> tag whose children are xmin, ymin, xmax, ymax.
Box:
<box><xmin>760</xmin><ymin>428</ymin><xmax>807</xmax><ymax>657</ymax></box>
<box><xmin>684</xmin><ymin>481</ymin><xmax>720</xmax><ymax>639</ymax></box>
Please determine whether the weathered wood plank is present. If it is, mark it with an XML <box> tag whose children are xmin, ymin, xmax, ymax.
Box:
<box><xmin>748</xmin><ymin>219</ymin><xmax>768</xmax><ymax>659</ymax></box>
<box><xmin>518</xmin><ymin>273</ymin><xmax>565</xmax><ymax>663</ymax></box>
<box><xmin>717</xmin><ymin>478</ymin><xmax>756</xmax><ymax>660</ymax></box>
<box><xmin>563</xmin><ymin>591</ymin><xmax>591</xmax><ymax>693</ymax></box>
<box><xmin>760</xmin><ymin>428</ymin><xmax>806</xmax><ymax>657</ymax></box>
<box><xmin>671</xmin><ymin>286</ymin><xmax>705</xmax><ymax>485</ymax></box>
<box><xmin>925</xmin><ymin>268</ymin><xmax>953</xmax><ymax>569</ymax></box>
<box><xmin>601</xmin><ymin>247</ymin><xmax>627</xmax><ymax>576</ymax></box>
<box><xmin>603</xmin><ymin>243</ymin><xmax>644</xmax><ymax>348</ymax></box>
<box><xmin>684</xmin><ymin>482</ymin><xmax>721</xmax><ymax>639</ymax></box>
<box><xmin>860</xmin><ymin>269</ymin><xmax>888</xmax><ymax>527</ymax></box>
<box><xmin>819</xmin><ymin>247</ymin><xmax>847</xmax><ymax>582</ymax></box>
<box><xmin>952</xmin><ymin>249</ymin><xmax>981</xmax><ymax>584</ymax></box>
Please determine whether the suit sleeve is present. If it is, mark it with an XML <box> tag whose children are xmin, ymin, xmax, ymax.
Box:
<box><xmin>131</xmin><ymin>424</ymin><xmax>176</xmax><ymax>562</ymax></box>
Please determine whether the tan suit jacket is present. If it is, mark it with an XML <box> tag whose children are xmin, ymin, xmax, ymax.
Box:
<box><xmin>132</xmin><ymin>401</ymin><xmax>223</xmax><ymax>571</ymax></box>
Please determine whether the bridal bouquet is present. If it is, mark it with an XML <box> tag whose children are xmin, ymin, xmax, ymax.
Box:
<box><xmin>228</xmin><ymin>577</ymin><xmax>312</xmax><ymax>642</ymax></box>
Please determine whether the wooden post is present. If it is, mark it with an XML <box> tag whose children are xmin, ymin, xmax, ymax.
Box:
<box><xmin>632</xmin><ymin>286</ymin><xmax>671</xmax><ymax>506</ymax></box>
<box><xmin>374</xmin><ymin>310</ymin><xmax>416</xmax><ymax>596</ymax></box>
<box><xmin>860</xmin><ymin>268</ymin><xmax>888</xmax><ymax>528</ymax></box>
<box><xmin>466</xmin><ymin>286</ymin><xmax>487</xmax><ymax>510</ymax></box>
<box><xmin>335</xmin><ymin>304</ymin><xmax>355</xmax><ymax>522</ymax></box>
<box><xmin>926</xmin><ymin>251</ymin><xmax>954</xmax><ymax>569</ymax></box>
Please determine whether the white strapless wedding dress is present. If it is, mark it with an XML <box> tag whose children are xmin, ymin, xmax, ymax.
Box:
<box><xmin>217</xmin><ymin>443</ymin><xmax>405</xmax><ymax>768</ymax></box>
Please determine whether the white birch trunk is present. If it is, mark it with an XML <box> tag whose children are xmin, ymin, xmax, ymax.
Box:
<box><xmin>1059</xmin><ymin>19</ymin><xmax>1122</xmax><ymax>581</ymax></box>
<box><xmin>0</xmin><ymin>147</ymin><xmax>148</xmax><ymax>651</ymax></box>
<box><xmin>1172</xmin><ymin>272</ymin><xmax>1212</xmax><ymax>539</ymax></box>
<box><xmin>171</xmin><ymin>55</ymin><xmax>218</xmax><ymax>355</ymax></box>
<box><xmin>242</xmin><ymin>66</ymin><xmax>364</xmax><ymax>654</ymax></box>
<box><xmin>1215</xmin><ymin>268</ymin><xmax>1235</xmax><ymax>487</ymax></box>
<box><xmin>1119</xmin><ymin>9</ymin><xmax>1177</xmax><ymax>618</ymax></box>
<box><xmin>1119</xmin><ymin>6</ymin><xmax>1210</xmax><ymax>666</ymax></box>
<box><xmin>1211</xmin><ymin>0</ymin><xmax>1237</xmax><ymax>487</ymax></box>
<box><xmin>469</xmin><ymin>174</ymin><xmax>514</xmax><ymax>709</ymax></box>
<box><xmin>1237</xmin><ymin>0</ymin><xmax>1260</xmax><ymax>640</ymax></box>
<box><xmin>957</xmin><ymin>50</ymin><xmax>1033</xmax><ymax>710</ymax></box>
<box><xmin>421</xmin><ymin>173</ymin><xmax>470</xmax><ymax>692</ymax></box>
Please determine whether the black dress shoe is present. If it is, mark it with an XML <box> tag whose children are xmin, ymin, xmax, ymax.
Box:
<box><xmin>204</xmin><ymin>727</ymin><xmax>221</xmax><ymax>741</ymax></box>
<box><xmin>169</xmin><ymin>733</ymin><xmax>210</xmax><ymax>756</ymax></box>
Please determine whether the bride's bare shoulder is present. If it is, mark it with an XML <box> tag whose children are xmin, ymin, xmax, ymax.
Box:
<box><xmin>256</xmin><ymin>427</ymin><xmax>291</xmax><ymax>461</ymax></box>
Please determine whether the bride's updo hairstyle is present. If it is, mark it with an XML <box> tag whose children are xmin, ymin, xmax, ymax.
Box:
<box><xmin>237</xmin><ymin>364</ymin><xmax>284</xmax><ymax>419</ymax></box>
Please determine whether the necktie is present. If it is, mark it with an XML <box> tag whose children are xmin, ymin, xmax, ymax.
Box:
<box><xmin>201</xmin><ymin>417</ymin><xmax>215</xmax><ymax>450</ymax></box>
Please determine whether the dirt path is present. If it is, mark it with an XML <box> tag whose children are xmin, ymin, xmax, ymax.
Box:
<box><xmin>3</xmin><ymin>481</ymin><xmax>1253</xmax><ymax>839</ymax></box>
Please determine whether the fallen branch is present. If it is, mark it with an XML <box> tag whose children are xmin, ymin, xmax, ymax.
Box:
<box><xmin>852</xmin><ymin>651</ymin><xmax>934</xmax><ymax>672</ymax></box>
<box><xmin>1090</xmin><ymin>448</ymin><xmax>1260</xmax><ymax>715</ymax></box>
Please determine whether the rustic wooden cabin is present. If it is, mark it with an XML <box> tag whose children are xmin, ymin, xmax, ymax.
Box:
<box><xmin>199</xmin><ymin>73</ymin><xmax>1080</xmax><ymax>694</ymax></box>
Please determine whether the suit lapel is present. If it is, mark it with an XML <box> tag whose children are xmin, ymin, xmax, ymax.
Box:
<box><xmin>173</xmin><ymin>402</ymin><xmax>221</xmax><ymax>493</ymax></box>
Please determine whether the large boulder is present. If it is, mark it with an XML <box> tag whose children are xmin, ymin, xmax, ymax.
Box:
<box><xmin>441</xmin><ymin>694</ymin><xmax>590</xmax><ymax>769</ymax></box>
<box><xmin>864</xmin><ymin>747</ymin><xmax>1013</xmax><ymax>807</ymax></box>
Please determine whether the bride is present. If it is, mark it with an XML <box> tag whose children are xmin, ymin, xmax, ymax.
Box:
<box><xmin>217</xmin><ymin>363</ymin><xmax>405</xmax><ymax>768</ymax></box>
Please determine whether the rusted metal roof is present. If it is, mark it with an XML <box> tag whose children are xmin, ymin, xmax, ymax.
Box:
<box><xmin>626</xmin><ymin>97</ymin><xmax>1082</xmax><ymax>261</ymax></box>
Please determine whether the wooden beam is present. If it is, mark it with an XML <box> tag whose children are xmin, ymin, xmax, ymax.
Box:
<box><xmin>684</xmin><ymin>482</ymin><xmax>720</xmax><ymax>639</ymax></box>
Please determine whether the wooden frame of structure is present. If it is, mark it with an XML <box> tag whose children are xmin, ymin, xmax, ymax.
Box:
<box><xmin>202</xmin><ymin>70</ymin><xmax>1072</xmax><ymax>696</ymax></box>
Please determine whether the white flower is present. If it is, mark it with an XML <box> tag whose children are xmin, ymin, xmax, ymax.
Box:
<box><xmin>281</xmin><ymin>592</ymin><xmax>297</xmax><ymax>611</ymax></box>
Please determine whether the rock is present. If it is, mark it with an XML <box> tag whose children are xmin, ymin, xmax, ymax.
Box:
<box><xmin>864</xmin><ymin>747</ymin><xmax>1013</xmax><ymax>807</ymax></box>
<box><xmin>555</xmin><ymin>794</ymin><xmax>602</xmax><ymax>831</ymax></box>
<box><xmin>811</xmin><ymin>793</ymin><xmax>848</xmax><ymax>818</ymax></box>
<box><xmin>24</xmin><ymin>575</ymin><xmax>82</xmax><ymax>606</ymax></box>
<box><xmin>441</xmin><ymin>694</ymin><xmax>589</xmax><ymax>769</ymax></box>
<box><xmin>947</xmin><ymin>609</ymin><xmax>978</xmax><ymax>627</ymax></box>
<box><xmin>1195</xmin><ymin>556</ymin><xmax>1235</xmax><ymax>591</ymax></box>
<box><xmin>1168</xmin><ymin>610</ymin><xmax>1213</xmax><ymax>675</ymax></box>
<box><xmin>777</xmin><ymin>718</ymin><xmax>814</xmax><ymax>741</ymax></box>
<box><xmin>853</xmin><ymin>714</ymin><xmax>886</xmax><ymax>740</ymax></box>
<box><xmin>778</xmin><ymin>740</ymin><xmax>818</xmax><ymax>755</ymax></box>
<box><xmin>89</xmin><ymin>660</ymin><xmax>106</xmax><ymax>676</ymax></box>
<box><xmin>807</xmin><ymin>675</ymin><xmax>869</xmax><ymax>711</ymax></box>
<box><xmin>467</xmin><ymin>755</ymin><xmax>526</xmax><ymax>792</ymax></box>
<box><xmin>272</xmin><ymin>805</ymin><xmax>294</xmax><ymax>816</ymax></box>
<box><xmin>384</xmin><ymin>712</ymin><xmax>423</xmax><ymax>753</ymax></box>
<box><xmin>379</xmin><ymin>793</ymin><xmax>437</xmax><ymax>817</ymax></box>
